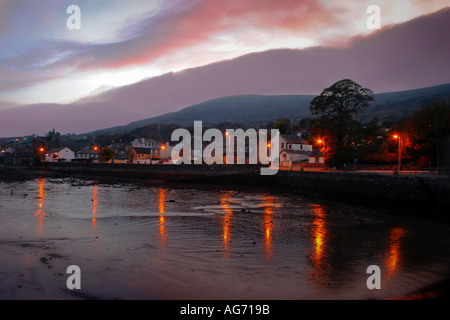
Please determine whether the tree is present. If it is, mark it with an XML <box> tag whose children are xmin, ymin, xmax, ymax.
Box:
<box><xmin>99</xmin><ymin>147</ymin><xmax>114</xmax><ymax>163</ymax></box>
<box><xmin>272</xmin><ymin>118</ymin><xmax>292</xmax><ymax>134</ymax></box>
<box><xmin>395</xmin><ymin>101</ymin><xmax>450</xmax><ymax>168</ymax></box>
<box><xmin>309</xmin><ymin>79</ymin><xmax>374</xmax><ymax>167</ymax></box>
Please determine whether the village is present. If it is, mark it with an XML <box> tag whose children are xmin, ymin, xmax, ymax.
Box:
<box><xmin>0</xmin><ymin>130</ymin><xmax>325</xmax><ymax>170</ymax></box>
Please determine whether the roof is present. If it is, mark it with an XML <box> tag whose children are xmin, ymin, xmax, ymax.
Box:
<box><xmin>76</xmin><ymin>147</ymin><xmax>99</xmax><ymax>154</ymax></box>
<box><xmin>280</xmin><ymin>149</ymin><xmax>310</xmax><ymax>155</ymax></box>
<box><xmin>132</xmin><ymin>147</ymin><xmax>152</xmax><ymax>154</ymax></box>
<box><xmin>309</xmin><ymin>149</ymin><xmax>324</xmax><ymax>157</ymax></box>
<box><xmin>47</xmin><ymin>147</ymin><xmax>71</xmax><ymax>153</ymax></box>
<box><xmin>279</xmin><ymin>134</ymin><xmax>308</xmax><ymax>145</ymax></box>
<box><xmin>133</xmin><ymin>137</ymin><xmax>160</xmax><ymax>145</ymax></box>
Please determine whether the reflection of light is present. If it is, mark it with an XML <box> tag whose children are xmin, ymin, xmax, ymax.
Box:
<box><xmin>220</xmin><ymin>192</ymin><xmax>233</xmax><ymax>256</ymax></box>
<box><xmin>386</xmin><ymin>227</ymin><xmax>406</xmax><ymax>277</ymax></box>
<box><xmin>35</xmin><ymin>178</ymin><xmax>46</xmax><ymax>236</ymax></box>
<box><xmin>309</xmin><ymin>204</ymin><xmax>328</xmax><ymax>276</ymax></box>
<box><xmin>92</xmin><ymin>185</ymin><xmax>98</xmax><ymax>227</ymax></box>
<box><xmin>158</xmin><ymin>188</ymin><xmax>167</xmax><ymax>246</ymax></box>
<box><xmin>262</xmin><ymin>195</ymin><xmax>276</xmax><ymax>258</ymax></box>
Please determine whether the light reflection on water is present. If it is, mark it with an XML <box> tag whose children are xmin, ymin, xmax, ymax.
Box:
<box><xmin>1</xmin><ymin>177</ymin><xmax>450</xmax><ymax>299</ymax></box>
<box><xmin>34</xmin><ymin>178</ymin><xmax>46</xmax><ymax>236</ymax></box>
<box><xmin>309</xmin><ymin>204</ymin><xmax>329</xmax><ymax>281</ymax></box>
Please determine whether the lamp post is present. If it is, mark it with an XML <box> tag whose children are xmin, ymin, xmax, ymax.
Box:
<box><xmin>39</xmin><ymin>147</ymin><xmax>45</xmax><ymax>162</ymax></box>
<box><xmin>317</xmin><ymin>139</ymin><xmax>325</xmax><ymax>165</ymax></box>
<box><xmin>393</xmin><ymin>134</ymin><xmax>401</xmax><ymax>173</ymax></box>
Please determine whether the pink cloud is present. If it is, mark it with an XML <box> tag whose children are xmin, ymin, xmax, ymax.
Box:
<box><xmin>67</xmin><ymin>0</ymin><xmax>342</xmax><ymax>70</ymax></box>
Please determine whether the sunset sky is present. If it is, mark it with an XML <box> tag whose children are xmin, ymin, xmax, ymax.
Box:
<box><xmin>1</xmin><ymin>0</ymin><xmax>449</xmax><ymax>108</ymax></box>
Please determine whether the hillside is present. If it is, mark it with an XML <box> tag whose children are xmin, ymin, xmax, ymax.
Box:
<box><xmin>89</xmin><ymin>83</ymin><xmax>450</xmax><ymax>135</ymax></box>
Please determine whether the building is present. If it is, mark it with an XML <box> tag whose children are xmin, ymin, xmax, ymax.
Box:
<box><xmin>159</xmin><ymin>142</ymin><xmax>173</xmax><ymax>163</ymax></box>
<box><xmin>280</xmin><ymin>149</ymin><xmax>310</xmax><ymax>167</ymax></box>
<box><xmin>45</xmin><ymin>147</ymin><xmax>75</xmax><ymax>163</ymax></box>
<box><xmin>75</xmin><ymin>146</ymin><xmax>100</xmax><ymax>162</ymax></box>
<box><xmin>109</xmin><ymin>143</ymin><xmax>129</xmax><ymax>164</ymax></box>
<box><xmin>1</xmin><ymin>150</ymin><xmax>36</xmax><ymax>166</ymax></box>
<box><xmin>129</xmin><ymin>147</ymin><xmax>155</xmax><ymax>164</ymax></box>
<box><xmin>308</xmin><ymin>149</ymin><xmax>324</xmax><ymax>165</ymax></box>
<box><xmin>131</xmin><ymin>137</ymin><xmax>160</xmax><ymax>149</ymax></box>
<box><xmin>129</xmin><ymin>138</ymin><xmax>164</xmax><ymax>164</ymax></box>
<box><xmin>279</xmin><ymin>134</ymin><xmax>313</xmax><ymax>152</ymax></box>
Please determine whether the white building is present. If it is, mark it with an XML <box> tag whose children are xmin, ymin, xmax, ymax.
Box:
<box><xmin>75</xmin><ymin>146</ymin><xmax>100</xmax><ymax>162</ymax></box>
<box><xmin>132</xmin><ymin>138</ymin><xmax>160</xmax><ymax>149</ymax></box>
<box><xmin>279</xmin><ymin>134</ymin><xmax>312</xmax><ymax>152</ymax></box>
<box><xmin>129</xmin><ymin>138</ymin><xmax>168</xmax><ymax>164</ymax></box>
<box><xmin>280</xmin><ymin>149</ymin><xmax>310</xmax><ymax>167</ymax></box>
<box><xmin>45</xmin><ymin>147</ymin><xmax>75</xmax><ymax>163</ymax></box>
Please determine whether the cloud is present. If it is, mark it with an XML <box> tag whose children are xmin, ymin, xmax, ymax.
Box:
<box><xmin>0</xmin><ymin>0</ymin><xmax>449</xmax><ymax>106</ymax></box>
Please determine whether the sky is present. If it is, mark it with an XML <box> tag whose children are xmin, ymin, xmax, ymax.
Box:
<box><xmin>1</xmin><ymin>0</ymin><xmax>449</xmax><ymax>108</ymax></box>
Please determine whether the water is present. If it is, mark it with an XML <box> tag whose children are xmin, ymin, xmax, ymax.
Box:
<box><xmin>1</xmin><ymin>177</ymin><xmax>449</xmax><ymax>300</ymax></box>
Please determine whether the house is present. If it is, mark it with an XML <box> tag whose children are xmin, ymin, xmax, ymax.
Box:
<box><xmin>129</xmin><ymin>138</ymin><xmax>164</xmax><ymax>164</ymax></box>
<box><xmin>159</xmin><ymin>142</ymin><xmax>173</xmax><ymax>163</ymax></box>
<box><xmin>109</xmin><ymin>143</ymin><xmax>129</xmax><ymax>164</ymax></box>
<box><xmin>75</xmin><ymin>146</ymin><xmax>100</xmax><ymax>162</ymax></box>
<box><xmin>280</xmin><ymin>149</ymin><xmax>310</xmax><ymax>167</ymax></box>
<box><xmin>132</xmin><ymin>137</ymin><xmax>160</xmax><ymax>149</ymax></box>
<box><xmin>129</xmin><ymin>147</ymin><xmax>160</xmax><ymax>164</ymax></box>
<box><xmin>308</xmin><ymin>149</ymin><xmax>324</xmax><ymax>165</ymax></box>
<box><xmin>279</xmin><ymin>134</ymin><xmax>312</xmax><ymax>152</ymax></box>
<box><xmin>45</xmin><ymin>147</ymin><xmax>75</xmax><ymax>163</ymax></box>
<box><xmin>1</xmin><ymin>150</ymin><xmax>35</xmax><ymax>166</ymax></box>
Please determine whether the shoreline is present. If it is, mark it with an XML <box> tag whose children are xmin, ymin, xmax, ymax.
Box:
<box><xmin>1</xmin><ymin>164</ymin><xmax>450</xmax><ymax>222</ymax></box>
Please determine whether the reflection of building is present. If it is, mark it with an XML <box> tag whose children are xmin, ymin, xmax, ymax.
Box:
<box><xmin>45</xmin><ymin>147</ymin><xmax>75</xmax><ymax>163</ymax></box>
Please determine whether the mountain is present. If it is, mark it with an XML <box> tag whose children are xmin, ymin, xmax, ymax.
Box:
<box><xmin>0</xmin><ymin>8</ymin><xmax>449</xmax><ymax>137</ymax></box>
<box><xmin>88</xmin><ymin>83</ymin><xmax>450</xmax><ymax>135</ymax></box>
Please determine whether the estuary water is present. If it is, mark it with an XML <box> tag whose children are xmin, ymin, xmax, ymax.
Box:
<box><xmin>1</xmin><ymin>177</ymin><xmax>449</xmax><ymax>300</ymax></box>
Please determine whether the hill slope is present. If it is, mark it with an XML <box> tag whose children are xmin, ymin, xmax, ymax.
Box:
<box><xmin>89</xmin><ymin>82</ymin><xmax>450</xmax><ymax>134</ymax></box>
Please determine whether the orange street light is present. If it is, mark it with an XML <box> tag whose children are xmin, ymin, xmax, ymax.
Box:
<box><xmin>393</xmin><ymin>134</ymin><xmax>401</xmax><ymax>173</ymax></box>
<box><xmin>93</xmin><ymin>146</ymin><xmax>99</xmax><ymax>151</ymax></box>
<box><xmin>161</xmin><ymin>145</ymin><xmax>166</xmax><ymax>150</ymax></box>
<box><xmin>39</xmin><ymin>147</ymin><xmax>45</xmax><ymax>152</ymax></box>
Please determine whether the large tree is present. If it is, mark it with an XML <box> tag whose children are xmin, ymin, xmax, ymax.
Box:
<box><xmin>309</xmin><ymin>79</ymin><xmax>375</xmax><ymax>167</ymax></box>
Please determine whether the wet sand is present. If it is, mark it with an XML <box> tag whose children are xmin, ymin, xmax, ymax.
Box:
<box><xmin>1</xmin><ymin>172</ymin><xmax>450</xmax><ymax>300</ymax></box>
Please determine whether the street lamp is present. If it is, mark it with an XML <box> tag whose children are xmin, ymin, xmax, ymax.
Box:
<box><xmin>317</xmin><ymin>139</ymin><xmax>325</xmax><ymax>162</ymax></box>
<box><xmin>393</xmin><ymin>134</ymin><xmax>401</xmax><ymax>173</ymax></box>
